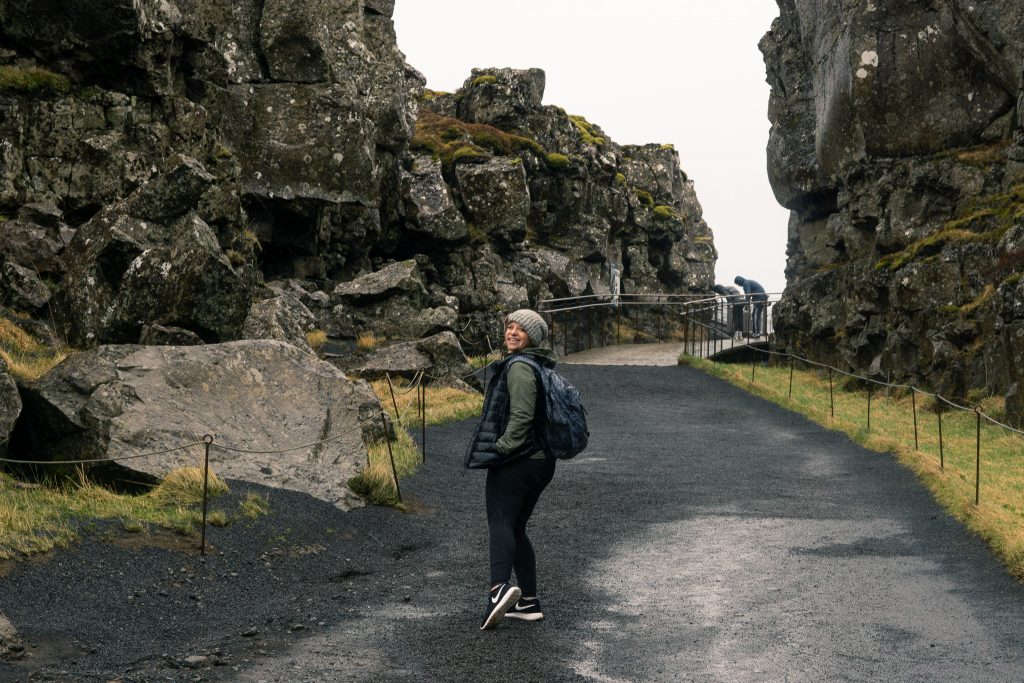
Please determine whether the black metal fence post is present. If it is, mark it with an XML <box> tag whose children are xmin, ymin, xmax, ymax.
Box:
<box><xmin>911</xmin><ymin>390</ymin><xmax>919</xmax><ymax>449</ymax></box>
<box><xmin>975</xmin><ymin>407</ymin><xmax>981</xmax><ymax>506</ymax></box>
<box><xmin>385</xmin><ymin>373</ymin><xmax>402</xmax><ymax>428</ymax></box>
<box><xmin>575</xmin><ymin>309</ymin><xmax>580</xmax><ymax>353</ymax></box>
<box><xmin>421</xmin><ymin>379</ymin><xmax>427</xmax><ymax>463</ymax></box>
<box><xmin>828</xmin><ymin>368</ymin><xmax>835</xmax><ymax>418</ymax></box>
<box><xmin>380</xmin><ymin>411</ymin><xmax>402</xmax><ymax>503</ymax></box>
<box><xmin>867</xmin><ymin>383</ymin><xmax>872</xmax><ymax>432</ymax></box>
<box><xmin>200</xmin><ymin>435</ymin><xmax>213</xmax><ymax>556</ymax></box>
<box><xmin>588</xmin><ymin>308</ymin><xmax>593</xmax><ymax>350</ymax></box>
<box><xmin>938</xmin><ymin>408</ymin><xmax>944</xmax><ymax>470</ymax></box>
<box><xmin>788</xmin><ymin>357</ymin><xmax>794</xmax><ymax>400</ymax></box>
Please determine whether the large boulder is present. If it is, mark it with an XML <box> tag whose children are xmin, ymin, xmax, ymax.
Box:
<box><xmin>457</xmin><ymin>68</ymin><xmax>546</xmax><ymax>129</ymax></box>
<box><xmin>51</xmin><ymin>156</ymin><xmax>254</xmax><ymax>346</ymax></box>
<box><xmin>13</xmin><ymin>341</ymin><xmax>381</xmax><ymax>509</ymax></box>
<box><xmin>0</xmin><ymin>360</ymin><xmax>21</xmax><ymax>452</ymax></box>
<box><xmin>456</xmin><ymin>157</ymin><xmax>530</xmax><ymax>243</ymax></box>
<box><xmin>332</xmin><ymin>259</ymin><xmax>426</xmax><ymax>303</ymax></box>
<box><xmin>325</xmin><ymin>259</ymin><xmax>457</xmax><ymax>340</ymax></box>
<box><xmin>354</xmin><ymin>331</ymin><xmax>480</xmax><ymax>390</ymax></box>
<box><xmin>401</xmin><ymin>155</ymin><xmax>468</xmax><ymax>242</ymax></box>
<box><xmin>242</xmin><ymin>293</ymin><xmax>318</xmax><ymax>353</ymax></box>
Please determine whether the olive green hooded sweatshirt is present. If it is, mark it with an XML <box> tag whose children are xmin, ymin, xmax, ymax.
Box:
<box><xmin>495</xmin><ymin>346</ymin><xmax>557</xmax><ymax>458</ymax></box>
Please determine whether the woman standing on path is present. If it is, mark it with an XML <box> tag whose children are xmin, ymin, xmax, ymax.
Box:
<box><xmin>465</xmin><ymin>309</ymin><xmax>558</xmax><ymax>630</ymax></box>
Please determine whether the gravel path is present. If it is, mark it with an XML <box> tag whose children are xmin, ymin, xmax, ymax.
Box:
<box><xmin>3</xmin><ymin>364</ymin><xmax>1024</xmax><ymax>682</ymax></box>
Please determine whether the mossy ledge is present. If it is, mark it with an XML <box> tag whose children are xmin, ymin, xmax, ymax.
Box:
<box><xmin>0</xmin><ymin>65</ymin><xmax>70</xmax><ymax>95</ymax></box>
<box><xmin>411</xmin><ymin>111</ymin><xmax>545</xmax><ymax>167</ymax></box>
<box><xmin>875</xmin><ymin>184</ymin><xmax>1024</xmax><ymax>271</ymax></box>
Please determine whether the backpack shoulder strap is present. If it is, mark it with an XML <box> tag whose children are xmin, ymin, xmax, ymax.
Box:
<box><xmin>507</xmin><ymin>355</ymin><xmax>542</xmax><ymax>372</ymax></box>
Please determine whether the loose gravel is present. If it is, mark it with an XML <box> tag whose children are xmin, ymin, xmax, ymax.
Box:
<box><xmin>2</xmin><ymin>364</ymin><xmax>1024</xmax><ymax>682</ymax></box>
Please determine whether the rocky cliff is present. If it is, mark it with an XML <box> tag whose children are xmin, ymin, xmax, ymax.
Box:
<box><xmin>762</xmin><ymin>0</ymin><xmax>1024</xmax><ymax>418</ymax></box>
<box><xmin>0</xmin><ymin>1</ymin><xmax>717</xmax><ymax>486</ymax></box>
<box><xmin>0</xmin><ymin>1</ymin><xmax>714</xmax><ymax>352</ymax></box>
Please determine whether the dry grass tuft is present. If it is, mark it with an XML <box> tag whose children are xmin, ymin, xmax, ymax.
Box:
<box><xmin>305</xmin><ymin>329</ymin><xmax>327</xmax><ymax>353</ymax></box>
<box><xmin>0</xmin><ymin>317</ymin><xmax>71</xmax><ymax>383</ymax></box>
<box><xmin>356</xmin><ymin>332</ymin><xmax>383</xmax><ymax>352</ymax></box>
<box><xmin>151</xmin><ymin>466</ymin><xmax>229</xmax><ymax>503</ymax></box>
<box><xmin>349</xmin><ymin>375</ymin><xmax>484</xmax><ymax>508</ymax></box>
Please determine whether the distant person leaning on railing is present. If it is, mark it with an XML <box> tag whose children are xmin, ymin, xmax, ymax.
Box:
<box><xmin>734</xmin><ymin>276</ymin><xmax>768</xmax><ymax>337</ymax></box>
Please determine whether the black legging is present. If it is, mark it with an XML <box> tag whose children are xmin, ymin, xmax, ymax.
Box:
<box><xmin>486</xmin><ymin>456</ymin><xmax>556</xmax><ymax>595</ymax></box>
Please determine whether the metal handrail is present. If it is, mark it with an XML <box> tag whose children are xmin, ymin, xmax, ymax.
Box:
<box><xmin>540</xmin><ymin>291</ymin><xmax>782</xmax><ymax>356</ymax></box>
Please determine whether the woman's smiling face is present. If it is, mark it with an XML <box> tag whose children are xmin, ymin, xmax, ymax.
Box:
<box><xmin>504</xmin><ymin>321</ymin><xmax>531</xmax><ymax>352</ymax></box>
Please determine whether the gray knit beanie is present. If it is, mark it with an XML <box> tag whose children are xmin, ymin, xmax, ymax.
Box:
<box><xmin>506</xmin><ymin>309</ymin><xmax>548</xmax><ymax>347</ymax></box>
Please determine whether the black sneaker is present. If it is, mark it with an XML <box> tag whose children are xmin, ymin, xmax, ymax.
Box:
<box><xmin>480</xmin><ymin>582</ymin><xmax>521</xmax><ymax>630</ymax></box>
<box><xmin>505</xmin><ymin>597</ymin><xmax>544</xmax><ymax>621</ymax></box>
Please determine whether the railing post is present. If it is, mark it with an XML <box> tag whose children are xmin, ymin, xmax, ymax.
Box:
<box><xmin>588</xmin><ymin>307</ymin><xmax>593</xmax><ymax>350</ymax></box>
<box><xmin>200</xmin><ymin>434</ymin><xmax>213</xmax><ymax>556</ymax></box>
<box><xmin>867</xmin><ymin>383</ymin><xmax>872</xmax><ymax>432</ymax></box>
<box><xmin>420</xmin><ymin>379</ymin><xmax>427</xmax><ymax>463</ymax></box>
<box><xmin>938</xmin><ymin>408</ymin><xmax>944</xmax><ymax>470</ymax></box>
<box><xmin>616</xmin><ymin>304</ymin><xmax>621</xmax><ymax>344</ymax></box>
<box><xmin>975</xmin><ymin>407</ymin><xmax>981</xmax><ymax>506</ymax></box>
<box><xmin>385</xmin><ymin>373</ymin><xmax>402</xmax><ymax>428</ymax></box>
<box><xmin>828</xmin><ymin>368</ymin><xmax>834</xmax><ymax>418</ymax></box>
<box><xmin>575</xmin><ymin>308</ymin><xmax>580</xmax><ymax>353</ymax></box>
<box><xmin>788</xmin><ymin>356</ymin><xmax>794</xmax><ymax>400</ymax></box>
<box><xmin>380</xmin><ymin>410</ymin><xmax>402</xmax><ymax>503</ymax></box>
<box><xmin>911</xmin><ymin>389</ymin><xmax>919</xmax><ymax>450</ymax></box>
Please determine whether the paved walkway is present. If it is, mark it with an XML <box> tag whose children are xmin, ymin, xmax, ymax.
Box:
<box><xmin>4</xmin><ymin>364</ymin><xmax>1023</xmax><ymax>681</ymax></box>
<box><xmin>560</xmin><ymin>342</ymin><xmax>687</xmax><ymax>366</ymax></box>
<box><xmin>561</xmin><ymin>338</ymin><xmax>767</xmax><ymax>365</ymax></box>
<box><xmin>242</xmin><ymin>365</ymin><xmax>1024</xmax><ymax>681</ymax></box>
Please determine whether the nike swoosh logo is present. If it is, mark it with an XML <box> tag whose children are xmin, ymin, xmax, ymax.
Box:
<box><xmin>491</xmin><ymin>593</ymin><xmax>501</xmax><ymax>604</ymax></box>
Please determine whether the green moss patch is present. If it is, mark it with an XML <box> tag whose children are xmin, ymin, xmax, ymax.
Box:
<box><xmin>875</xmin><ymin>184</ymin><xmax>1024</xmax><ymax>271</ymax></box>
<box><xmin>0</xmin><ymin>66</ymin><xmax>70</xmax><ymax>95</ymax></box>
<box><xmin>545</xmin><ymin>152</ymin><xmax>570</xmax><ymax>169</ymax></box>
<box><xmin>472</xmin><ymin>74</ymin><xmax>497</xmax><ymax>86</ymax></box>
<box><xmin>569</xmin><ymin>114</ymin><xmax>606</xmax><ymax>146</ymax></box>
<box><xmin>411</xmin><ymin>111</ymin><xmax>545</xmax><ymax>168</ymax></box>
<box><xmin>632</xmin><ymin>188</ymin><xmax>655</xmax><ymax>208</ymax></box>
<box><xmin>653</xmin><ymin>205</ymin><xmax>678</xmax><ymax>220</ymax></box>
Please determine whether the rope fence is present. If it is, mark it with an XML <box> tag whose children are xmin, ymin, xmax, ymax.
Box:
<box><xmin>0</xmin><ymin>369</ymin><xmax>443</xmax><ymax>556</ymax></box>
<box><xmin>709</xmin><ymin>339</ymin><xmax>1023</xmax><ymax>508</ymax></box>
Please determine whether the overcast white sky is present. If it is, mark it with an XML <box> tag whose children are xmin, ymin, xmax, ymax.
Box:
<box><xmin>393</xmin><ymin>0</ymin><xmax>789</xmax><ymax>294</ymax></box>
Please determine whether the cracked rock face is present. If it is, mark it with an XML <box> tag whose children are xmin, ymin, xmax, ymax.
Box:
<box><xmin>762</xmin><ymin>0</ymin><xmax>1024</xmax><ymax>420</ymax></box>
<box><xmin>13</xmin><ymin>340</ymin><xmax>380</xmax><ymax>509</ymax></box>
<box><xmin>50</xmin><ymin>157</ymin><xmax>254</xmax><ymax>347</ymax></box>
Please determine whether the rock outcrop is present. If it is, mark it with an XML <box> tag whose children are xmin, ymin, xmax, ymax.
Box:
<box><xmin>0</xmin><ymin>0</ymin><xmax>724</xmax><ymax>489</ymax></box>
<box><xmin>398</xmin><ymin>68</ymin><xmax>716</xmax><ymax>349</ymax></box>
<box><xmin>762</xmin><ymin>0</ymin><xmax>1024</xmax><ymax>417</ymax></box>
<box><xmin>12</xmin><ymin>341</ymin><xmax>380</xmax><ymax>509</ymax></box>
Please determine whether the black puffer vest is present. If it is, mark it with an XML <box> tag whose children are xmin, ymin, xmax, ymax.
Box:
<box><xmin>463</xmin><ymin>356</ymin><xmax>542</xmax><ymax>469</ymax></box>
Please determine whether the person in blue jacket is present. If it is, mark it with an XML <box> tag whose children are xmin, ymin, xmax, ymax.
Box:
<box><xmin>734</xmin><ymin>276</ymin><xmax>768</xmax><ymax>337</ymax></box>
